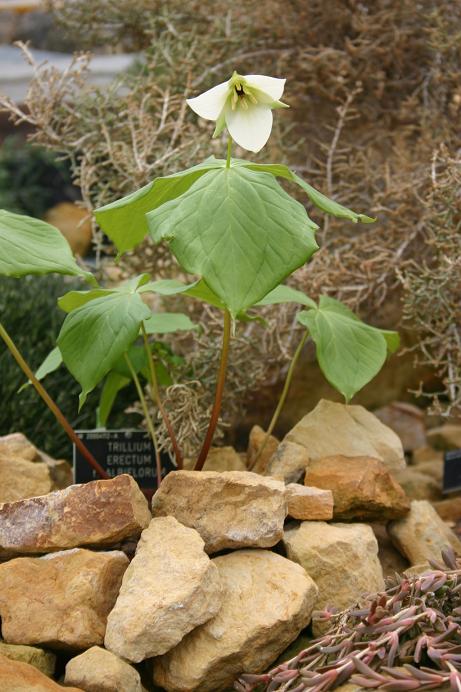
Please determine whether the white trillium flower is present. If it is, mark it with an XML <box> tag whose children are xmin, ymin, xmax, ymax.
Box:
<box><xmin>186</xmin><ymin>71</ymin><xmax>288</xmax><ymax>153</ymax></box>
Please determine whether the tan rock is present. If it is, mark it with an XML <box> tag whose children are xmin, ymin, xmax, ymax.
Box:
<box><xmin>65</xmin><ymin>646</ymin><xmax>142</xmax><ymax>692</ymax></box>
<box><xmin>0</xmin><ymin>474</ymin><xmax>151</xmax><ymax>557</ymax></box>
<box><xmin>265</xmin><ymin>441</ymin><xmax>310</xmax><ymax>483</ymax></box>
<box><xmin>286</xmin><ymin>484</ymin><xmax>333</xmax><ymax>520</ymax></box>
<box><xmin>394</xmin><ymin>467</ymin><xmax>442</xmax><ymax>501</ymax></box>
<box><xmin>183</xmin><ymin>446</ymin><xmax>246</xmax><ymax>472</ymax></box>
<box><xmin>412</xmin><ymin>446</ymin><xmax>444</xmax><ymax>465</ymax></box>
<box><xmin>0</xmin><ymin>548</ymin><xmax>128</xmax><ymax>650</ymax></box>
<box><xmin>153</xmin><ymin>549</ymin><xmax>318</xmax><ymax>692</ymax></box>
<box><xmin>434</xmin><ymin>496</ymin><xmax>461</xmax><ymax>523</ymax></box>
<box><xmin>415</xmin><ymin>459</ymin><xmax>444</xmax><ymax>482</ymax></box>
<box><xmin>285</xmin><ymin>399</ymin><xmax>406</xmax><ymax>474</ymax></box>
<box><xmin>374</xmin><ymin>402</ymin><xmax>426</xmax><ymax>451</ymax></box>
<box><xmin>388</xmin><ymin>500</ymin><xmax>461</xmax><ymax>565</ymax></box>
<box><xmin>0</xmin><ymin>641</ymin><xmax>55</xmax><ymax>677</ymax></box>
<box><xmin>45</xmin><ymin>201</ymin><xmax>92</xmax><ymax>257</ymax></box>
<box><xmin>305</xmin><ymin>455</ymin><xmax>410</xmax><ymax>521</ymax></box>
<box><xmin>371</xmin><ymin>523</ymin><xmax>410</xmax><ymax>577</ymax></box>
<box><xmin>105</xmin><ymin>517</ymin><xmax>222</xmax><ymax>662</ymax></box>
<box><xmin>283</xmin><ymin>522</ymin><xmax>385</xmax><ymax>613</ymax></box>
<box><xmin>247</xmin><ymin>425</ymin><xmax>279</xmax><ymax>473</ymax></box>
<box><xmin>39</xmin><ymin>455</ymin><xmax>73</xmax><ymax>490</ymax></box>
<box><xmin>0</xmin><ymin>454</ymin><xmax>53</xmax><ymax>504</ymax></box>
<box><xmin>427</xmin><ymin>424</ymin><xmax>461</xmax><ymax>451</ymax></box>
<box><xmin>151</xmin><ymin>470</ymin><xmax>287</xmax><ymax>553</ymax></box>
<box><xmin>0</xmin><ymin>653</ymin><xmax>83</xmax><ymax>691</ymax></box>
<box><xmin>0</xmin><ymin>432</ymin><xmax>38</xmax><ymax>460</ymax></box>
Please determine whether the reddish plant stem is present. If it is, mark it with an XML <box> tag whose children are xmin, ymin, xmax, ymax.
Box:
<box><xmin>195</xmin><ymin>309</ymin><xmax>232</xmax><ymax>470</ymax></box>
<box><xmin>0</xmin><ymin>321</ymin><xmax>109</xmax><ymax>480</ymax></box>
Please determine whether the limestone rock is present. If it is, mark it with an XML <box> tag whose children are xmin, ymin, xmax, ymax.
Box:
<box><xmin>0</xmin><ymin>548</ymin><xmax>128</xmax><ymax>649</ymax></box>
<box><xmin>283</xmin><ymin>522</ymin><xmax>385</xmax><ymax>614</ymax></box>
<box><xmin>0</xmin><ymin>453</ymin><xmax>53</xmax><ymax>504</ymax></box>
<box><xmin>183</xmin><ymin>446</ymin><xmax>246</xmax><ymax>472</ymax></box>
<box><xmin>0</xmin><ymin>654</ymin><xmax>82</xmax><ymax>691</ymax></box>
<box><xmin>427</xmin><ymin>424</ymin><xmax>461</xmax><ymax>451</ymax></box>
<box><xmin>305</xmin><ymin>455</ymin><xmax>410</xmax><ymax>521</ymax></box>
<box><xmin>394</xmin><ymin>467</ymin><xmax>442</xmax><ymax>501</ymax></box>
<box><xmin>412</xmin><ymin>446</ymin><xmax>444</xmax><ymax>465</ymax></box>
<box><xmin>45</xmin><ymin>201</ymin><xmax>92</xmax><ymax>257</ymax></box>
<box><xmin>286</xmin><ymin>484</ymin><xmax>333</xmax><ymax>520</ymax></box>
<box><xmin>0</xmin><ymin>474</ymin><xmax>151</xmax><ymax>557</ymax></box>
<box><xmin>151</xmin><ymin>470</ymin><xmax>287</xmax><ymax>553</ymax></box>
<box><xmin>374</xmin><ymin>402</ymin><xmax>426</xmax><ymax>451</ymax></box>
<box><xmin>105</xmin><ymin>517</ymin><xmax>222</xmax><ymax>662</ymax></box>
<box><xmin>434</xmin><ymin>496</ymin><xmax>461</xmax><ymax>523</ymax></box>
<box><xmin>371</xmin><ymin>523</ymin><xmax>410</xmax><ymax>577</ymax></box>
<box><xmin>285</xmin><ymin>399</ymin><xmax>405</xmax><ymax>473</ymax></box>
<box><xmin>153</xmin><ymin>549</ymin><xmax>318</xmax><ymax>692</ymax></box>
<box><xmin>247</xmin><ymin>425</ymin><xmax>279</xmax><ymax>473</ymax></box>
<box><xmin>388</xmin><ymin>500</ymin><xmax>461</xmax><ymax>565</ymax></box>
<box><xmin>40</xmin><ymin>456</ymin><xmax>73</xmax><ymax>490</ymax></box>
<box><xmin>265</xmin><ymin>441</ymin><xmax>310</xmax><ymax>483</ymax></box>
<box><xmin>65</xmin><ymin>646</ymin><xmax>142</xmax><ymax>692</ymax></box>
<box><xmin>0</xmin><ymin>641</ymin><xmax>55</xmax><ymax>677</ymax></box>
<box><xmin>0</xmin><ymin>432</ymin><xmax>38</xmax><ymax>460</ymax></box>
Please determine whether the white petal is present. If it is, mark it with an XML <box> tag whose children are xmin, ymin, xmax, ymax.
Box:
<box><xmin>244</xmin><ymin>75</ymin><xmax>286</xmax><ymax>101</ymax></box>
<box><xmin>225</xmin><ymin>104</ymin><xmax>273</xmax><ymax>153</ymax></box>
<box><xmin>186</xmin><ymin>81</ymin><xmax>229</xmax><ymax>121</ymax></box>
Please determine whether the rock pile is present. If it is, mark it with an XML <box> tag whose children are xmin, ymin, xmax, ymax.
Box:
<box><xmin>0</xmin><ymin>403</ymin><xmax>460</xmax><ymax>691</ymax></box>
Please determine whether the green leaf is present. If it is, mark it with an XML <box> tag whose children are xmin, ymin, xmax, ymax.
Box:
<box><xmin>18</xmin><ymin>346</ymin><xmax>63</xmax><ymax>392</ymax></box>
<box><xmin>143</xmin><ymin>312</ymin><xmax>196</xmax><ymax>334</ymax></box>
<box><xmin>57</xmin><ymin>292</ymin><xmax>151</xmax><ymax>409</ymax></box>
<box><xmin>140</xmin><ymin>278</ymin><xmax>226</xmax><ymax>309</ymax></box>
<box><xmin>0</xmin><ymin>209</ymin><xmax>95</xmax><ymax>282</ymax></box>
<box><xmin>94</xmin><ymin>158</ymin><xmax>227</xmax><ymax>254</ymax></box>
<box><xmin>297</xmin><ymin>296</ymin><xmax>398</xmax><ymax>402</ymax></box>
<box><xmin>242</xmin><ymin>163</ymin><xmax>375</xmax><ymax>224</ymax></box>
<box><xmin>255</xmin><ymin>284</ymin><xmax>317</xmax><ymax>309</ymax></box>
<box><xmin>111</xmin><ymin>344</ymin><xmax>147</xmax><ymax>378</ymax></box>
<box><xmin>96</xmin><ymin>371</ymin><xmax>130</xmax><ymax>428</ymax></box>
<box><xmin>58</xmin><ymin>288</ymin><xmax>115</xmax><ymax>312</ymax></box>
<box><xmin>146</xmin><ymin>167</ymin><xmax>319</xmax><ymax>316</ymax></box>
<box><xmin>58</xmin><ymin>275</ymin><xmax>151</xmax><ymax>312</ymax></box>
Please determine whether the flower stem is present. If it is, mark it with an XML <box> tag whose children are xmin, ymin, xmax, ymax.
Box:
<box><xmin>226</xmin><ymin>136</ymin><xmax>232</xmax><ymax>168</ymax></box>
<box><xmin>248</xmin><ymin>330</ymin><xmax>309</xmax><ymax>470</ymax></box>
<box><xmin>124</xmin><ymin>351</ymin><xmax>162</xmax><ymax>489</ymax></box>
<box><xmin>140</xmin><ymin>323</ymin><xmax>183</xmax><ymax>469</ymax></box>
<box><xmin>0</xmin><ymin>320</ymin><xmax>109</xmax><ymax>479</ymax></box>
<box><xmin>195</xmin><ymin>309</ymin><xmax>232</xmax><ymax>470</ymax></box>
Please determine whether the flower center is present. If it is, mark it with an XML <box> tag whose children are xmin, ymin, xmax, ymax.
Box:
<box><xmin>229</xmin><ymin>72</ymin><xmax>258</xmax><ymax>111</ymax></box>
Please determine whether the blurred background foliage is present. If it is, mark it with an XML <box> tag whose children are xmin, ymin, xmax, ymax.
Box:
<box><xmin>0</xmin><ymin>0</ymin><xmax>460</xmax><ymax>454</ymax></box>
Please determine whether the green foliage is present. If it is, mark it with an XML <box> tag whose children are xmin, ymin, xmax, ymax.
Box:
<box><xmin>0</xmin><ymin>136</ymin><xmax>76</xmax><ymax>218</ymax></box>
<box><xmin>57</xmin><ymin>291</ymin><xmax>151</xmax><ymax>408</ymax></box>
<box><xmin>147</xmin><ymin>166</ymin><xmax>319</xmax><ymax>315</ymax></box>
<box><xmin>258</xmin><ymin>286</ymin><xmax>399</xmax><ymax>401</ymax></box>
<box><xmin>297</xmin><ymin>296</ymin><xmax>399</xmax><ymax>402</ymax></box>
<box><xmin>0</xmin><ymin>275</ymin><xmax>136</xmax><ymax>457</ymax></box>
<box><xmin>0</xmin><ymin>209</ymin><xmax>94</xmax><ymax>282</ymax></box>
<box><xmin>94</xmin><ymin>158</ymin><xmax>225</xmax><ymax>254</ymax></box>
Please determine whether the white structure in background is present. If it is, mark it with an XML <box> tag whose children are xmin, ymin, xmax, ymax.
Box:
<box><xmin>0</xmin><ymin>45</ymin><xmax>137</xmax><ymax>102</ymax></box>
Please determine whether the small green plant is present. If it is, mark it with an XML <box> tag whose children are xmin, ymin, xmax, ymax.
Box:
<box><xmin>0</xmin><ymin>71</ymin><xmax>399</xmax><ymax>478</ymax></box>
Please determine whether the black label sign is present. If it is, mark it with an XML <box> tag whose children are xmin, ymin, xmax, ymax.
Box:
<box><xmin>443</xmin><ymin>449</ymin><xmax>461</xmax><ymax>494</ymax></box>
<box><xmin>73</xmin><ymin>430</ymin><xmax>175</xmax><ymax>488</ymax></box>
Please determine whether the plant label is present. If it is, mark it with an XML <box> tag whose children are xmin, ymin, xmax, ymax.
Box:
<box><xmin>443</xmin><ymin>449</ymin><xmax>461</xmax><ymax>494</ymax></box>
<box><xmin>73</xmin><ymin>429</ymin><xmax>175</xmax><ymax>489</ymax></box>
